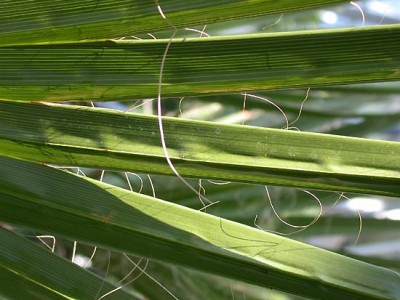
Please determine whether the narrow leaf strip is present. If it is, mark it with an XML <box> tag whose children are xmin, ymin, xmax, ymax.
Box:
<box><xmin>0</xmin><ymin>0</ymin><xmax>349</xmax><ymax>45</ymax></box>
<box><xmin>1</xmin><ymin>25</ymin><xmax>400</xmax><ymax>101</ymax></box>
<box><xmin>0</xmin><ymin>101</ymin><xmax>399</xmax><ymax>197</ymax></box>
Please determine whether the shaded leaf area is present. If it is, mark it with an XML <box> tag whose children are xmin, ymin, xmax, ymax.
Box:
<box><xmin>83</xmin><ymin>250</ymin><xmax>276</xmax><ymax>300</ymax></box>
<box><xmin>88</xmin><ymin>250</ymin><xmax>305</xmax><ymax>300</ymax></box>
<box><xmin>1</xmin><ymin>25</ymin><xmax>400</xmax><ymax>101</ymax></box>
<box><xmin>0</xmin><ymin>0</ymin><xmax>349</xmax><ymax>45</ymax></box>
<box><xmin>1</xmin><ymin>156</ymin><xmax>399</xmax><ymax>299</ymax></box>
<box><xmin>0</xmin><ymin>228</ymin><xmax>138</xmax><ymax>299</ymax></box>
<box><xmin>1</xmin><ymin>101</ymin><xmax>399</xmax><ymax>196</ymax></box>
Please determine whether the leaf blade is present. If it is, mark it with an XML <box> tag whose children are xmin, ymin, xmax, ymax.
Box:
<box><xmin>1</xmin><ymin>25</ymin><xmax>400</xmax><ymax>101</ymax></box>
<box><xmin>1</xmin><ymin>101</ymin><xmax>399</xmax><ymax>196</ymax></box>
<box><xmin>0</xmin><ymin>0</ymin><xmax>349</xmax><ymax>45</ymax></box>
<box><xmin>1</xmin><ymin>156</ymin><xmax>399</xmax><ymax>299</ymax></box>
<box><xmin>0</xmin><ymin>228</ymin><xmax>139</xmax><ymax>300</ymax></box>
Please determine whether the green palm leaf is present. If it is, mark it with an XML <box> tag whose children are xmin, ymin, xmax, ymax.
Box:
<box><xmin>1</xmin><ymin>157</ymin><xmax>399</xmax><ymax>300</ymax></box>
<box><xmin>1</xmin><ymin>101</ymin><xmax>399</xmax><ymax>196</ymax></box>
<box><xmin>1</xmin><ymin>1</ymin><xmax>400</xmax><ymax>299</ymax></box>
<box><xmin>0</xmin><ymin>228</ymin><xmax>139</xmax><ymax>299</ymax></box>
<box><xmin>1</xmin><ymin>25</ymin><xmax>400</xmax><ymax>101</ymax></box>
<box><xmin>0</xmin><ymin>0</ymin><xmax>348</xmax><ymax>45</ymax></box>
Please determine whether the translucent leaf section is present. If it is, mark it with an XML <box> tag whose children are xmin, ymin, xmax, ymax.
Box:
<box><xmin>1</xmin><ymin>102</ymin><xmax>399</xmax><ymax>196</ymax></box>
